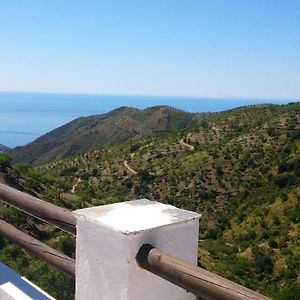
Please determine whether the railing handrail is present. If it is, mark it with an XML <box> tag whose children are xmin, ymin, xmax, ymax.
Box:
<box><xmin>0</xmin><ymin>183</ymin><xmax>271</xmax><ymax>299</ymax></box>
<box><xmin>0</xmin><ymin>220</ymin><xmax>75</xmax><ymax>277</ymax></box>
<box><xmin>0</xmin><ymin>183</ymin><xmax>76</xmax><ymax>235</ymax></box>
<box><xmin>136</xmin><ymin>244</ymin><xmax>270</xmax><ymax>300</ymax></box>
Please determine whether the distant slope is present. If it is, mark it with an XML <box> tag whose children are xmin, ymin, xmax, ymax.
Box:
<box><xmin>35</xmin><ymin>102</ymin><xmax>299</xmax><ymax>299</ymax></box>
<box><xmin>0</xmin><ymin>144</ymin><xmax>11</xmax><ymax>152</ymax></box>
<box><xmin>2</xmin><ymin>102</ymin><xmax>300</xmax><ymax>299</ymax></box>
<box><xmin>11</xmin><ymin>105</ymin><xmax>204</xmax><ymax>164</ymax></box>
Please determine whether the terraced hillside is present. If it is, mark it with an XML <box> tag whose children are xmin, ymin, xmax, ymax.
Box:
<box><xmin>0</xmin><ymin>103</ymin><xmax>299</xmax><ymax>299</ymax></box>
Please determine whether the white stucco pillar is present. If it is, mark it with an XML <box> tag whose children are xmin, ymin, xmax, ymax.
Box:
<box><xmin>74</xmin><ymin>199</ymin><xmax>200</xmax><ymax>300</ymax></box>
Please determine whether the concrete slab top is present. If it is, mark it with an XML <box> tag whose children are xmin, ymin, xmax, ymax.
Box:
<box><xmin>74</xmin><ymin>199</ymin><xmax>200</xmax><ymax>234</ymax></box>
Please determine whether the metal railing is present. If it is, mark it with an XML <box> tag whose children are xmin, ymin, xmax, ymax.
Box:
<box><xmin>0</xmin><ymin>183</ymin><xmax>271</xmax><ymax>300</ymax></box>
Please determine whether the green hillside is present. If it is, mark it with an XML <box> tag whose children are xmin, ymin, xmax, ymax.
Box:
<box><xmin>0</xmin><ymin>102</ymin><xmax>299</xmax><ymax>299</ymax></box>
<box><xmin>11</xmin><ymin>105</ymin><xmax>204</xmax><ymax>165</ymax></box>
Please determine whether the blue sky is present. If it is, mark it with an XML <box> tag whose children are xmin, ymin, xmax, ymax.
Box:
<box><xmin>0</xmin><ymin>0</ymin><xmax>299</xmax><ymax>99</ymax></box>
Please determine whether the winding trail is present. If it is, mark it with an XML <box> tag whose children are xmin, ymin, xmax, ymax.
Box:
<box><xmin>123</xmin><ymin>134</ymin><xmax>194</xmax><ymax>176</ymax></box>
<box><xmin>124</xmin><ymin>160</ymin><xmax>137</xmax><ymax>175</ymax></box>
<box><xmin>179</xmin><ymin>133</ymin><xmax>195</xmax><ymax>150</ymax></box>
<box><xmin>71</xmin><ymin>178</ymin><xmax>82</xmax><ymax>194</ymax></box>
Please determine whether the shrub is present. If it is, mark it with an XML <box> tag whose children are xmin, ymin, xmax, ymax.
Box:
<box><xmin>278</xmin><ymin>162</ymin><xmax>292</xmax><ymax>173</ymax></box>
<box><xmin>274</xmin><ymin>174</ymin><xmax>290</xmax><ymax>187</ymax></box>
<box><xmin>290</xmin><ymin>130</ymin><xmax>300</xmax><ymax>140</ymax></box>
<box><xmin>59</xmin><ymin>166</ymin><xmax>78</xmax><ymax>176</ymax></box>
<box><xmin>267</xmin><ymin>126</ymin><xmax>277</xmax><ymax>137</ymax></box>
<box><xmin>125</xmin><ymin>180</ymin><xmax>133</xmax><ymax>190</ymax></box>
<box><xmin>0</xmin><ymin>153</ymin><xmax>12</xmax><ymax>170</ymax></box>
<box><xmin>254</xmin><ymin>251</ymin><xmax>274</xmax><ymax>274</ymax></box>
<box><xmin>137</xmin><ymin>170</ymin><xmax>154</xmax><ymax>183</ymax></box>
<box><xmin>130</xmin><ymin>144</ymin><xmax>140</xmax><ymax>152</ymax></box>
<box><xmin>268</xmin><ymin>237</ymin><xmax>278</xmax><ymax>249</ymax></box>
<box><xmin>215</xmin><ymin>161</ymin><xmax>223</xmax><ymax>177</ymax></box>
<box><xmin>205</xmin><ymin>228</ymin><xmax>220</xmax><ymax>239</ymax></box>
<box><xmin>13</xmin><ymin>163</ymin><xmax>30</xmax><ymax>175</ymax></box>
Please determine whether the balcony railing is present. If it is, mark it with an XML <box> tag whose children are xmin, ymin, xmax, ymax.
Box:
<box><xmin>0</xmin><ymin>183</ymin><xmax>271</xmax><ymax>300</ymax></box>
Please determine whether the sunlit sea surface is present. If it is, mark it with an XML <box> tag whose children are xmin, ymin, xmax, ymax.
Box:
<box><xmin>0</xmin><ymin>92</ymin><xmax>293</xmax><ymax>148</ymax></box>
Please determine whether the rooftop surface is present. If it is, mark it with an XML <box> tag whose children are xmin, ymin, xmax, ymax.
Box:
<box><xmin>0</xmin><ymin>262</ymin><xmax>55</xmax><ymax>300</ymax></box>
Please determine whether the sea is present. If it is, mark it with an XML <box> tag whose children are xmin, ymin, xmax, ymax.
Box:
<box><xmin>0</xmin><ymin>92</ymin><xmax>294</xmax><ymax>148</ymax></box>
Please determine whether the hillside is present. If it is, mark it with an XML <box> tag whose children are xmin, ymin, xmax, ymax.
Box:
<box><xmin>0</xmin><ymin>144</ymin><xmax>10</xmax><ymax>152</ymax></box>
<box><xmin>0</xmin><ymin>102</ymin><xmax>299</xmax><ymax>299</ymax></box>
<box><xmin>11</xmin><ymin>106</ymin><xmax>204</xmax><ymax>165</ymax></box>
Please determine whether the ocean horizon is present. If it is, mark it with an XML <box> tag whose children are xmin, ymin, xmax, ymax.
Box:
<box><xmin>0</xmin><ymin>91</ymin><xmax>296</xmax><ymax>148</ymax></box>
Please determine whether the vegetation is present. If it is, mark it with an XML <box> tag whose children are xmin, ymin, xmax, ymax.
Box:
<box><xmin>0</xmin><ymin>153</ymin><xmax>12</xmax><ymax>171</ymax></box>
<box><xmin>1</xmin><ymin>103</ymin><xmax>299</xmax><ymax>299</ymax></box>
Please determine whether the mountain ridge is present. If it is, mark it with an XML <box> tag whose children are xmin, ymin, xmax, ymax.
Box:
<box><xmin>0</xmin><ymin>144</ymin><xmax>11</xmax><ymax>152</ymax></box>
<box><xmin>11</xmin><ymin>105</ymin><xmax>207</xmax><ymax>165</ymax></box>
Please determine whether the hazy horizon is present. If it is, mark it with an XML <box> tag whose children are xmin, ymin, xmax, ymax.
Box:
<box><xmin>0</xmin><ymin>90</ymin><xmax>298</xmax><ymax>102</ymax></box>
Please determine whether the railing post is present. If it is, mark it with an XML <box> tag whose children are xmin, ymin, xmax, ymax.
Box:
<box><xmin>74</xmin><ymin>199</ymin><xmax>200</xmax><ymax>300</ymax></box>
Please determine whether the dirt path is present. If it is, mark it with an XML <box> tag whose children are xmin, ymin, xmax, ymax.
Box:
<box><xmin>179</xmin><ymin>134</ymin><xmax>195</xmax><ymax>150</ymax></box>
<box><xmin>124</xmin><ymin>160</ymin><xmax>137</xmax><ymax>175</ymax></box>
<box><xmin>71</xmin><ymin>178</ymin><xmax>82</xmax><ymax>194</ymax></box>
